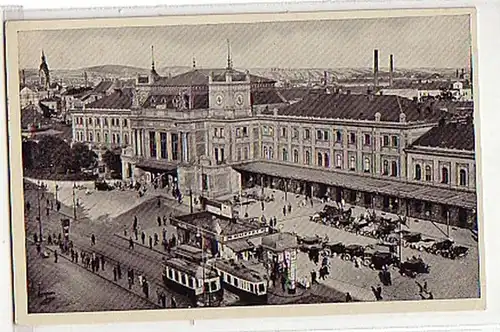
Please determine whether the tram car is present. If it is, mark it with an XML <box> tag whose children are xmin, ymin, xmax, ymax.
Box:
<box><xmin>162</xmin><ymin>258</ymin><xmax>223</xmax><ymax>307</ymax></box>
<box><xmin>211</xmin><ymin>259</ymin><xmax>268</xmax><ymax>304</ymax></box>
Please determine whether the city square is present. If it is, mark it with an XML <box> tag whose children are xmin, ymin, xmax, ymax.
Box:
<box><xmin>14</xmin><ymin>10</ymin><xmax>480</xmax><ymax>315</ymax></box>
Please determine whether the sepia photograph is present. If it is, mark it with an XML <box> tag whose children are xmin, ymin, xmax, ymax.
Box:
<box><xmin>5</xmin><ymin>7</ymin><xmax>484</xmax><ymax>325</ymax></box>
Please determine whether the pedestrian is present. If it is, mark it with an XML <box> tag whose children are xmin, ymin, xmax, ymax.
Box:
<box><xmin>133</xmin><ymin>215</ymin><xmax>138</xmax><ymax>231</ymax></box>
<box><xmin>134</xmin><ymin>228</ymin><xmax>139</xmax><ymax>241</ymax></box>
<box><xmin>149</xmin><ymin>236</ymin><xmax>153</xmax><ymax>249</ymax></box>
<box><xmin>282</xmin><ymin>205</ymin><xmax>286</xmax><ymax>216</ymax></box>
<box><xmin>156</xmin><ymin>288</ymin><xmax>161</xmax><ymax>304</ymax></box>
<box><xmin>281</xmin><ymin>275</ymin><xmax>286</xmax><ymax>292</ymax></box>
<box><xmin>100</xmin><ymin>255</ymin><xmax>105</xmax><ymax>271</ymax></box>
<box><xmin>75</xmin><ymin>251</ymin><xmax>79</xmax><ymax>264</ymax></box>
<box><xmin>117</xmin><ymin>263</ymin><xmax>122</xmax><ymax>279</ymax></box>
<box><xmin>128</xmin><ymin>276</ymin><xmax>133</xmax><ymax>289</ymax></box>
<box><xmin>130</xmin><ymin>269</ymin><xmax>135</xmax><ymax>284</ymax></box>
<box><xmin>95</xmin><ymin>257</ymin><xmax>100</xmax><ymax>272</ymax></box>
<box><xmin>154</xmin><ymin>233</ymin><xmax>159</xmax><ymax>246</ymax></box>
<box><xmin>36</xmin><ymin>242</ymin><xmax>41</xmax><ymax>254</ymax></box>
<box><xmin>113</xmin><ymin>267</ymin><xmax>117</xmax><ymax>281</ymax></box>
<box><xmin>288</xmin><ymin>203</ymin><xmax>292</xmax><ymax>213</ymax></box>
<box><xmin>161</xmin><ymin>292</ymin><xmax>166</xmax><ymax>308</ymax></box>
<box><xmin>56</xmin><ymin>201</ymin><xmax>61</xmax><ymax>211</ymax></box>
<box><xmin>261</xmin><ymin>201</ymin><xmax>265</xmax><ymax>211</ymax></box>
<box><xmin>129</xmin><ymin>237</ymin><xmax>135</xmax><ymax>249</ymax></box>
<box><xmin>70</xmin><ymin>249</ymin><xmax>75</xmax><ymax>262</ymax></box>
<box><xmin>141</xmin><ymin>232</ymin><xmax>146</xmax><ymax>245</ymax></box>
<box><xmin>91</xmin><ymin>259</ymin><xmax>96</xmax><ymax>273</ymax></box>
<box><xmin>162</xmin><ymin>228</ymin><xmax>167</xmax><ymax>240</ymax></box>
<box><xmin>163</xmin><ymin>215</ymin><xmax>167</xmax><ymax>226</ymax></box>
<box><xmin>157</xmin><ymin>216</ymin><xmax>162</xmax><ymax>227</ymax></box>
<box><xmin>47</xmin><ymin>234</ymin><xmax>52</xmax><ymax>245</ymax></box>
<box><xmin>91</xmin><ymin>234</ymin><xmax>96</xmax><ymax>246</ymax></box>
<box><xmin>345</xmin><ymin>292</ymin><xmax>353</xmax><ymax>302</ymax></box>
<box><xmin>46</xmin><ymin>207</ymin><xmax>50</xmax><ymax>216</ymax></box>
<box><xmin>143</xmin><ymin>279</ymin><xmax>149</xmax><ymax>299</ymax></box>
<box><xmin>54</xmin><ymin>250</ymin><xmax>58</xmax><ymax>263</ymax></box>
<box><xmin>311</xmin><ymin>270</ymin><xmax>317</xmax><ymax>284</ymax></box>
<box><xmin>157</xmin><ymin>197</ymin><xmax>161</xmax><ymax>208</ymax></box>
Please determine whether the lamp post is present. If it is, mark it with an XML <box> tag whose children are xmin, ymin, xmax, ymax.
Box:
<box><xmin>189</xmin><ymin>188</ymin><xmax>193</xmax><ymax>214</ymax></box>
<box><xmin>72</xmin><ymin>183</ymin><xmax>77</xmax><ymax>221</ymax></box>
<box><xmin>36</xmin><ymin>181</ymin><xmax>43</xmax><ymax>253</ymax></box>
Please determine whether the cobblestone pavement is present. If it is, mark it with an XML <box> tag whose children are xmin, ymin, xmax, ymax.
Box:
<box><xmin>228</xmin><ymin>187</ymin><xmax>480</xmax><ymax>302</ymax></box>
<box><xmin>26</xmin><ymin>243</ymin><xmax>157</xmax><ymax>313</ymax></box>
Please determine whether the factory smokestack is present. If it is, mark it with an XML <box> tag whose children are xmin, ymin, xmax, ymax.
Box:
<box><xmin>389</xmin><ymin>54</ymin><xmax>394</xmax><ymax>87</ymax></box>
<box><xmin>373</xmin><ymin>49</ymin><xmax>379</xmax><ymax>89</ymax></box>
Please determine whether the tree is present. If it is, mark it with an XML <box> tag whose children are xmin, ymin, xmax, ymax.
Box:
<box><xmin>71</xmin><ymin>142</ymin><xmax>98</xmax><ymax>170</ymax></box>
<box><xmin>102</xmin><ymin>149</ymin><xmax>122</xmax><ymax>177</ymax></box>
<box><xmin>35</xmin><ymin>135</ymin><xmax>73</xmax><ymax>171</ymax></box>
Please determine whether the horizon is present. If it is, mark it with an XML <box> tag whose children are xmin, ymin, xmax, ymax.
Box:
<box><xmin>18</xmin><ymin>15</ymin><xmax>472</xmax><ymax>71</ymax></box>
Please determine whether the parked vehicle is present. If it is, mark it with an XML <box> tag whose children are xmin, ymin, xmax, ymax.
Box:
<box><xmin>399</xmin><ymin>258</ymin><xmax>430</xmax><ymax>278</ymax></box>
<box><xmin>446</xmin><ymin>245</ymin><xmax>469</xmax><ymax>259</ymax></box>
<box><xmin>341</xmin><ymin>244</ymin><xmax>365</xmax><ymax>261</ymax></box>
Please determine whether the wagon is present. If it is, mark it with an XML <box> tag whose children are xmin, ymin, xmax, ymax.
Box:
<box><xmin>444</xmin><ymin>245</ymin><xmax>469</xmax><ymax>259</ymax></box>
<box><xmin>341</xmin><ymin>244</ymin><xmax>365</xmax><ymax>261</ymax></box>
<box><xmin>408</xmin><ymin>238</ymin><xmax>436</xmax><ymax>252</ymax></box>
<box><xmin>323</xmin><ymin>242</ymin><xmax>346</xmax><ymax>257</ymax></box>
<box><xmin>430</xmin><ymin>239</ymin><xmax>454</xmax><ymax>255</ymax></box>
<box><xmin>370</xmin><ymin>252</ymin><xmax>399</xmax><ymax>270</ymax></box>
<box><xmin>402</xmin><ymin>232</ymin><xmax>422</xmax><ymax>244</ymax></box>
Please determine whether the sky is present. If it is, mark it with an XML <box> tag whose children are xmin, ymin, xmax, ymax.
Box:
<box><xmin>18</xmin><ymin>14</ymin><xmax>472</xmax><ymax>70</ymax></box>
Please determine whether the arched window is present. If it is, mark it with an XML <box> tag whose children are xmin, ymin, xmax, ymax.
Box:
<box><xmin>336</xmin><ymin>131</ymin><xmax>342</xmax><ymax>142</ymax></box>
<box><xmin>282</xmin><ymin>148</ymin><xmax>288</xmax><ymax>161</ymax></box>
<box><xmin>117</xmin><ymin>135</ymin><xmax>121</xmax><ymax>145</ymax></box>
<box><xmin>364</xmin><ymin>158</ymin><xmax>370</xmax><ymax>173</ymax></box>
<box><xmin>316</xmin><ymin>130</ymin><xmax>323</xmax><ymax>140</ymax></box>
<box><xmin>112</xmin><ymin>134</ymin><xmax>116</xmax><ymax>144</ymax></box>
<box><xmin>269</xmin><ymin>147</ymin><xmax>274</xmax><ymax>159</ymax></box>
<box><xmin>96</xmin><ymin>132</ymin><xmax>101</xmax><ymax>142</ymax></box>
<box><xmin>305</xmin><ymin>151</ymin><xmax>311</xmax><ymax>165</ymax></box>
<box><xmin>104</xmin><ymin>133</ymin><xmax>109</xmax><ymax>143</ymax></box>
<box><xmin>425</xmin><ymin>165</ymin><xmax>432</xmax><ymax>181</ymax></box>
<box><xmin>124</xmin><ymin>133</ymin><xmax>129</xmax><ymax>145</ymax></box>
<box><xmin>263</xmin><ymin>146</ymin><xmax>268</xmax><ymax>159</ymax></box>
<box><xmin>89</xmin><ymin>132</ymin><xmax>93</xmax><ymax>142</ymax></box>
<box><xmin>415</xmin><ymin>164</ymin><xmax>422</xmax><ymax>180</ymax></box>
<box><xmin>350</xmin><ymin>156</ymin><xmax>356</xmax><ymax>171</ymax></box>
<box><xmin>441</xmin><ymin>167</ymin><xmax>449</xmax><ymax>184</ymax></box>
<box><xmin>336</xmin><ymin>154</ymin><xmax>342</xmax><ymax>168</ymax></box>
<box><xmin>391</xmin><ymin>161</ymin><xmax>398</xmax><ymax>177</ymax></box>
<box><xmin>324</xmin><ymin>153</ymin><xmax>330</xmax><ymax>168</ymax></box>
<box><xmin>293</xmin><ymin>149</ymin><xmax>299</xmax><ymax>163</ymax></box>
<box><xmin>383</xmin><ymin>160</ymin><xmax>389</xmax><ymax>175</ymax></box>
<box><xmin>123</xmin><ymin>119</ymin><xmax>128</xmax><ymax>127</ymax></box>
<box><xmin>459</xmin><ymin>169</ymin><xmax>467</xmax><ymax>186</ymax></box>
<box><xmin>317</xmin><ymin>153</ymin><xmax>323</xmax><ymax>166</ymax></box>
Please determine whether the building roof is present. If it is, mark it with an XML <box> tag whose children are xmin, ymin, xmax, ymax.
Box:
<box><xmin>411</xmin><ymin>119</ymin><xmax>475</xmax><ymax>151</ymax></box>
<box><xmin>233</xmin><ymin>161</ymin><xmax>477</xmax><ymax>209</ymax></box>
<box><xmin>155</xmin><ymin>68</ymin><xmax>275</xmax><ymax>86</ymax></box>
<box><xmin>142</xmin><ymin>93</ymin><xmax>209</xmax><ymax>109</ymax></box>
<box><xmin>213</xmin><ymin>259</ymin><xmax>265</xmax><ymax>283</ymax></box>
<box><xmin>21</xmin><ymin>104</ymin><xmax>46</xmax><ymax>128</ymax></box>
<box><xmin>86</xmin><ymin>88</ymin><xmax>133</xmax><ymax>109</ymax></box>
<box><xmin>93</xmin><ymin>80</ymin><xmax>114</xmax><ymax>94</ymax></box>
<box><xmin>174</xmin><ymin>211</ymin><xmax>263</xmax><ymax>237</ymax></box>
<box><xmin>277</xmin><ymin>87</ymin><xmax>316</xmax><ymax>101</ymax></box>
<box><xmin>252</xmin><ymin>90</ymin><xmax>286</xmax><ymax>105</ymax></box>
<box><xmin>62</xmin><ymin>86</ymin><xmax>93</xmax><ymax>97</ymax></box>
<box><xmin>274</xmin><ymin>93</ymin><xmax>448</xmax><ymax>123</ymax></box>
<box><xmin>261</xmin><ymin>232</ymin><xmax>298</xmax><ymax>252</ymax></box>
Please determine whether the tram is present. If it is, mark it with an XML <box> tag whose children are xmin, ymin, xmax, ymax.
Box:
<box><xmin>211</xmin><ymin>259</ymin><xmax>268</xmax><ymax>304</ymax></box>
<box><xmin>162</xmin><ymin>258</ymin><xmax>223</xmax><ymax>307</ymax></box>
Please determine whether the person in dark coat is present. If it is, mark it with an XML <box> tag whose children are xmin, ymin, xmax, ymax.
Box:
<box><xmin>157</xmin><ymin>216</ymin><xmax>162</xmax><ymax>227</ymax></box>
<box><xmin>54</xmin><ymin>250</ymin><xmax>58</xmax><ymax>263</ymax></box>
<box><xmin>47</xmin><ymin>234</ymin><xmax>52</xmax><ymax>245</ymax></box>
<box><xmin>113</xmin><ymin>267</ymin><xmax>117</xmax><ymax>281</ymax></box>
<box><xmin>345</xmin><ymin>292</ymin><xmax>353</xmax><ymax>302</ymax></box>
<box><xmin>149</xmin><ymin>236</ymin><xmax>153</xmax><ymax>249</ymax></box>
<box><xmin>91</xmin><ymin>234</ymin><xmax>96</xmax><ymax>246</ymax></box>
<box><xmin>133</xmin><ymin>216</ymin><xmax>138</xmax><ymax>231</ymax></box>
<box><xmin>129</xmin><ymin>237</ymin><xmax>135</xmax><ymax>249</ymax></box>
<box><xmin>100</xmin><ymin>256</ymin><xmax>105</xmax><ymax>271</ymax></box>
<box><xmin>141</xmin><ymin>232</ymin><xmax>146</xmax><ymax>245</ymax></box>
<box><xmin>117</xmin><ymin>263</ymin><xmax>122</xmax><ymax>279</ymax></box>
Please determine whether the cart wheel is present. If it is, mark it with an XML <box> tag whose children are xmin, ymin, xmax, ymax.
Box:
<box><xmin>343</xmin><ymin>254</ymin><xmax>351</xmax><ymax>261</ymax></box>
<box><xmin>403</xmin><ymin>242</ymin><xmax>409</xmax><ymax>248</ymax></box>
<box><xmin>363</xmin><ymin>258</ymin><xmax>371</xmax><ymax>266</ymax></box>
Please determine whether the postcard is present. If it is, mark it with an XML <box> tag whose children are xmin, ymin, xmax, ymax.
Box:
<box><xmin>4</xmin><ymin>7</ymin><xmax>484</xmax><ymax>326</ymax></box>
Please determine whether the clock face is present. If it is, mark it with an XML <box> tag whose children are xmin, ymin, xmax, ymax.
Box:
<box><xmin>236</xmin><ymin>94</ymin><xmax>244</xmax><ymax>106</ymax></box>
<box><xmin>216</xmin><ymin>94</ymin><xmax>223</xmax><ymax>105</ymax></box>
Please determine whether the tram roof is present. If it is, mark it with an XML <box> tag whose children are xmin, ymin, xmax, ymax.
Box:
<box><xmin>164</xmin><ymin>258</ymin><xmax>218</xmax><ymax>279</ymax></box>
<box><xmin>213</xmin><ymin>259</ymin><xmax>266</xmax><ymax>283</ymax></box>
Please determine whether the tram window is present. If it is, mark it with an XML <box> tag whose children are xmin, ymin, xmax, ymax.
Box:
<box><xmin>188</xmin><ymin>278</ymin><xmax>194</xmax><ymax>288</ymax></box>
<box><xmin>258</xmin><ymin>284</ymin><xmax>265</xmax><ymax>293</ymax></box>
<box><xmin>234</xmin><ymin>278</ymin><xmax>239</xmax><ymax>287</ymax></box>
<box><xmin>174</xmin><ymin>271</ymin><xmax>179</xmax><ymax>281</ymax></box>
<box><xmin>210</xmin><ymin>281</ymin><xmax>217</xmax><ymax>292</ymax></box>
<box><xmin>181</xmin><ymin>275</ymin><xmax>187</xmax><ymax>285</ymax></box>
<box><xmin>250</xmin><ymin>284</ymin><xmax>254</xmax><ymax>293</ymax></box>
<box><xmin>227</xmin><ymin>275</ymin><xmax>232</xmax><ymax>283</ymax></box>
<box><xmin>167</xmin><ymin>269</ymin><xmax>173</xmax><ymax>279</ymax></box>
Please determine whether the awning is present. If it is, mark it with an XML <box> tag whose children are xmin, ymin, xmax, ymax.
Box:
<box><xmin>233</xmin><ymin>161</ymin><xmax>477</xmax><ymax>209</ymax></box>
<box><xmin>135</xmin><ymin>159</ymin><xmax>178</xmax><ymax>173</ymax></box>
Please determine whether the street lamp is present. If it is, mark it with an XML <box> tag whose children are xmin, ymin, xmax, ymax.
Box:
<box><xmin>72</xmin><ymin>183</ymin><xmax>77</xmax><ymax>221</ymax></box>
<box><xmin>36</xmin><ymin>181</ymin><xmax>43</xmax><ymax>254</ymax></box>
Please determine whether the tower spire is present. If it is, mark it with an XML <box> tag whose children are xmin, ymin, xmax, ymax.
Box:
<box><xmin>226</xmin><ymin>39</ymin><xmax>232</xmax><ymax>70</ymax></box>
<box><xmin>151</xmin><ymin>45</ymin><xmax>155</xmax><ymax>70</ymax></box>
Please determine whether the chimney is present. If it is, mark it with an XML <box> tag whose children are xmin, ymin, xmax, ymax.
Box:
<box><xmin>389</xmin><ymin>54</ymin><xmax>394</xmax><ymax>87</ymax></box>
<box><xmin>373</xmin><ymin>49</ymin><xmax>379</xmax><ymax>89</ymax></box>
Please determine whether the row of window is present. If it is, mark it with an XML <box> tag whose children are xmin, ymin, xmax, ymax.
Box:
<box><xmin>75</xmin><ymin>117</ymin><xmax>128</xmax><ymax>128</ymax></box>
<box><xmin>219</xmin><ymin>271</ymin><xmax>265</xmax><ymax>294</ymax></box>
<box><xmin>166</xmin><ymin>267</ymin><xmax>218</xmax><ymax>292</ymax></box>
<box><xmin>263</xmin><ymin>126</ymin><xmax>399</xmax><ymax>147</ymax></box>
<box><xmin>414</xmin><ymin>164</ymin><xmax>468</xmax><ymax>186</ymax></box>
<box><xmin>147</xmin><ymin>131</ymin><xmax>179</xmax><ymax>160</ymax></box>
<box><xmin>213</xmin><ymin>127</ymin><xmax>249</xmax><ymax>138</ymax></box>
<box><xmin>76</xmin><ymin>131</ymin><xmax>129</xmax><ymax>145</ymax></box>
<box><xmin>263</xmin><ymin>146</ymin><xmax>399</xmax><ymax>176</ymax></box>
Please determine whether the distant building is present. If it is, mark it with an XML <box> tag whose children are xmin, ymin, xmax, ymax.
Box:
<box><xmin>19</xmin><ymin>85</ymin><xmax>40</xmax><ymax>109</ymax></box>
<box><xmin>80</xmin><ymin>79</ymin><xmax>117</xmax><ymax>105</ymax></box>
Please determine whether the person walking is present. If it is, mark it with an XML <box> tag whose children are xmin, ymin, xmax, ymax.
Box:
<box><xmin>282</xmin><ymin>205</ymin><xmax>286</xmax><ymax>217</ymax></box>
<box><xmin>75</xmin><ymin>251</ymin><xmax>79</xmax><ymax>264</ymax></box>
<box><xmin>141</xmin><ymin>232</ymin><xmax>146</xmax><ymax>245</ymax></box>
<box><xmin>311</xmin><ymin>270</ymin><xmax>317</xmax><ymax>284</ymax></box>
<box><xmin>157</xmin><ymin>216</ymin><xmax>162</xmax><ymax>227</ymax></box>
<box><xmin>117</xmin><ymin>263</ymin><xmax>122</xmax><ymax>279</ymax></box>
<box><xmin>91</xmin><ymin>234</ymin><xmax>96</xmax><ymax>246</ymax></box>
<box><xmin>54</xmin><ymin>250</ymin><xmax>58</xmax><ymax>263</ymax></box>
<box><xmin>143</xmin><ymin>279</ymin><xmax>149</xmax><ymax>299</ymax></box>
<box><xmin>149</xmin><ymin>236</ymin><xmax>153</xmax><ymax>249</ymax></box>
<box><xmin>163</xmin><ymin>215</ymin><xmax>168</xmax><ymax>226</ymax></box>
<box><xmin>133</xmin><ymin>216</ymin><xmax>138</xmax><ymax>231</ymax></box>
<box><xmin>100</xmin><ymin>255</ymin><xmax>105</xmax><ymax>271</ymax></box>
<box><xmin>113</xmin><ymin>266</ymin><xmax>117</xmax><ymax>281</ymax></box>
<box><xmin>47</xmin><ymin>234</ymin><xmax>52</xmax><ymax>245</ymax></box>
<box><xmin>129</xmin><ymin>237</ymin><xmax>135</xmax><ymax>249</ymax></box>
<box><xmin>154</xmin><ymin>233</ymin><xmax>159</xmax><ymax>246</ymax></box>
